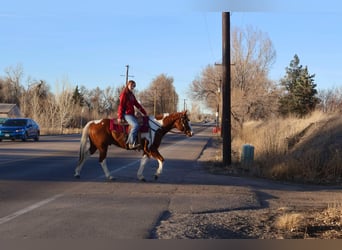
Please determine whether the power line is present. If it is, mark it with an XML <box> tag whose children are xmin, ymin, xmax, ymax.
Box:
<box><xmin>202</xmin><ymin>13</ymin><xmax>216</xmax><ymax>62</ymax></box>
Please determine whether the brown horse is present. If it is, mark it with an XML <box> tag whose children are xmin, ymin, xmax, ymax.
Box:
<box><xmin>74</xmin><ymin>111</ymin><xmax>193</xmax><ymax>181</ymax></box>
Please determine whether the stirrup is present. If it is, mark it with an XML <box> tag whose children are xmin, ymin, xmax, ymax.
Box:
<box><xmin>127</xmin><ymin>143</ymin><xmax>141</xmax><ymax>150</ymax></box>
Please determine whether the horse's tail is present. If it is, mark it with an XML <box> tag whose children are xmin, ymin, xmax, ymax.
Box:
<box><xmin>79</xmin><ymin>120</ymin><xmax>93</xmax><ymax>163</ymax></box>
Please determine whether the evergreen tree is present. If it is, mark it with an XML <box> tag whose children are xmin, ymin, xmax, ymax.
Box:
<box><xmin>279</xmin><ymin>54</ymin><xmax>320</xmax><ymax>117</ymax></box>
<box><xmin>72</xmin><ymin>85</ymin><xmax>85</xmax><ymax>106</ymax></box>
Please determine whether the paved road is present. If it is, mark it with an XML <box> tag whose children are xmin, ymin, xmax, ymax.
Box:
<box><xmin>0</xmin><ymin>123</ymin><xmax>341</xmax><ymax>239</ymax></box>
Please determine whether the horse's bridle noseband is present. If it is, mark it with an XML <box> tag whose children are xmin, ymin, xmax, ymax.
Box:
<box><xmin>180</xmin><ymin>115</ymin><xmax>192</xmax><ymax>135</ymax></box>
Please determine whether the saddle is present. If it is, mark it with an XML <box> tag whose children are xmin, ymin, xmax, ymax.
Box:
<box><xmin>109</xmin><ymin>116</ymin><xmax>149</xmax><ymax>133</ymax></box>
<box><xmin>109</xmin><ymin>116</ymin><xmax>149</xmax><ymax>150</ymax></box>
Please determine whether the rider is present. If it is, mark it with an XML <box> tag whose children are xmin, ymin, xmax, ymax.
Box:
<box><xmin>117</xmin><ymin>80</ymin><xmax>147</xmax><ymax>149</ymax></box>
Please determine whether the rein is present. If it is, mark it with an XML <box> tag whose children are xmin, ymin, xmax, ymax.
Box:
<box><xmin>168</xmin><ymin>130</ymin><xmax>184</xmax><ymax>134</ymax></box>
<box><xmin>136</xmin><ymin>109</ymin><xmax>188</xmax><ymax>135</ymax></box>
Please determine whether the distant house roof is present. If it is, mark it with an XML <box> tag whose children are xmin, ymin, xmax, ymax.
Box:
<box><xmin>0</xmin><ymin>103</ymin><xmax>22</xmax><ymax>117</ymax></box>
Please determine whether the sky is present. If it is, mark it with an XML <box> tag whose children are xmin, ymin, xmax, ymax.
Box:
<box><xmin>1</xmin><ymin>0</ymin><xmax>341</xmax><ymax>111</ymax></box>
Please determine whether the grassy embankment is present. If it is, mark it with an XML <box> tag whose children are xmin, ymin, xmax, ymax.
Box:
<box><xmin>214</xmin><ymin>111</ymin><xmax>342</xmax><ymax>185</ymax></box>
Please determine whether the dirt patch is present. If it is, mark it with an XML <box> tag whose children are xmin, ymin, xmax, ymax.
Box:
<box><xmin>152</xmin><ymin>206</ymin><xmax>342</xmax><ymax>239</ymax></box>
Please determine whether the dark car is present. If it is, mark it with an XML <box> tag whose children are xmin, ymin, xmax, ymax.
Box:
<box><xmin>0</xmin><ymin>117</ymin><xmax>7</xmax><ymax>125</ymax></box>
<box><xmin>0</xmin><ymin>118</ymin><xmax>40</xmax><ymax>142</ymax></box>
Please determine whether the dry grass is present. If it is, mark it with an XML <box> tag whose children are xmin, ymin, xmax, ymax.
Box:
<box><xmin>272</xmin><ymin>203</ymin><xmax>342</xmax><ymax>239</ymax></box>
<box><xmin>274</xmin><ymin>212</ymin><xmax>304</xmax><ymax>232</ymax></box>
<box><xmin>231</xmin><ymin>111</ymin><xmax>342</xmax><ymax>184</ymax></box>
<box><xmin>323</xmin><ymin>203</ymin><xmax>342</xmax><ymax>225</ymax></box>
<box><xmin>40</xmin><ymin>127</ymin><xmax>82</xmax><ymax>135</ymax></box>
<box><xmin>239</xmin><ymin>111</ymin><xmax>325</xmax><ymax>158</ymax></box>
<box><xmin>279</xmin><ymin>204</ymin><xmax>342</xmax><ymax>239</ymax></box>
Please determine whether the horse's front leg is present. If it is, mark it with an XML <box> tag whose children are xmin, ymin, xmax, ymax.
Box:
<box><xmin>100</xmin><ymin>159</ymin><xmax>115</xmax><ymax>181</ymax></box>
<box><xmin>137</xmin><ymin>154</ymin><xmax>149</xmax><ymax>181</ymax></box>
<box><xmin>154</xmin><ymin>158</ymin><xmax>164</xmax><ymax>180</ymax></box>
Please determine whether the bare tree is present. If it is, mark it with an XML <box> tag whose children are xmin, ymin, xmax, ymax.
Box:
<box><xmin>139</xmin><ymin>74</ymin><xmax>178</xmax><ymax>115</ymax></box>
<box><xmin>4</xmin><ymin>64</ymin><xmax>24</xmax><ymax>105</ymax></box>
<box><xmin>39</xmin><ymin>93</ymin><xmax>58</xmax><ymax>131</ymax></box>
<box><xmin>318</xmin><ymin>87</ymin><xmax>342</xmax><ymax>113</ymax></box>
<box><xmin>231</xmin><ymin>26</ymin><xmax>276</xmax><ymax>91</ymax></box>
<box><xmin>190</xmin><ymin>102</ymin><xmax>203</xmax><ymax>122</ymax></box>
<box><xmin>230</xmin><ymin>26</ymin><xmax>278</xmax><ymax>121</ymax></box>
<box><xmin>54</xmin><ymin>79</ymin><xmax>77</xmax><ymax>134</ymax></box>
<box><xmin>0</xmin><ymin>78</ymin><xmax>18</xmax><ymax>103</ymax></box>
<box><xmin>188</xmin><ymin>65</ymin><xmax>221</xmax><ymax>112</ymax></box>
<box><xmin>188</xmin><ymin>26</ymin><xmax>278</xmax><ymax>125</ymax></box>
<box><xmin>102</xmin><ymin>86</ymin><xmax>116</xmax><ymax>117</ymax></box>
<box><xmin>20</xmin><ymin>80</ymin><xmax>50</xmax><ymax>121</ymax></box>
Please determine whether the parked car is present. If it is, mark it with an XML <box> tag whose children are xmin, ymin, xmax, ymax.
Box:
<box><xmin>0</xmin><ymin>117</ymin><xmax>7</xmax><ymax>126</ymax></box>
<box><xmin>0</xmin><ymin>118</ymin><xmax>40</xmax><ymax>142</ymax></box>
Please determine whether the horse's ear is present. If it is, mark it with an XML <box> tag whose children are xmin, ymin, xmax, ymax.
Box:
<box><xmin>183</xmin><ymin>110</ymin><xmax>187</xmax><ymax>115</ymax></box>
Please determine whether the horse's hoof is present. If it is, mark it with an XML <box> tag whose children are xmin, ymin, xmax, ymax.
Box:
<box><xmin>106</xmin><ymin>176</ymin><xmax>116</xmax><ymax>182</ymax></box>
<box><xmin>154</xmin><ymin>175</ymin><xmax>158</xmax><ymax>181</ymax></box>
<box><xmin>74</xmin><ymin>174</ymin><xmax>80</xmax><ymax>179</ymax></box>
<box><xmin>140</xmin><ymin>178</ymin><xmax>146</xmax><ymax>182</ymax></box>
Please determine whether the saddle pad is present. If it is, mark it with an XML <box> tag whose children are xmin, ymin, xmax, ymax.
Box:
<box><xmin>140</xmin><ymin>116</ymin><xmax>149</xmax><ymax>133</ymax></box>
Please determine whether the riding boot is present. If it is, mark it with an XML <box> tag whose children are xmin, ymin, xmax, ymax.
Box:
<box><xmin>128</xmin><ymin>137</ymin><xmax>141</xmax><ymax>150</ymax></box>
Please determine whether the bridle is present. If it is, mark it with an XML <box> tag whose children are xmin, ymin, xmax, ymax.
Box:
<box><xmin>148</xmin><ymin>114</ymin><xmax>191</xmax><ymax>135</ymax></box>
<box><xmin>179</xmin><ymin>115</ymin><xmax>192</xmax><ymax>135</ymax></box>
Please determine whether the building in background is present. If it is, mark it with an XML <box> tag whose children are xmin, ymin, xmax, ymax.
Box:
<box><xmin>0</xmin><ymin>104</ymin><xmax>22</xmax><ymax>124</ymax></box>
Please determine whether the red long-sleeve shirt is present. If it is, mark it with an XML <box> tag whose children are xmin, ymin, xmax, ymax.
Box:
<box><xmin>117</xmin><ymin>87</ymin><xmax>146</xmax><ymax>119</ymax></box>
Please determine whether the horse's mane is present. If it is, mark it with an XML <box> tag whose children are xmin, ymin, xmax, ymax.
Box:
<box><xmin>154</xmin><ymin>114</ymin><xmax>166</xmax><ymax>120</ymax></box>
<box><xmin>161</xmin><ymin>112</ymin><xmax>182</xmax><ymax>124</ymax></box>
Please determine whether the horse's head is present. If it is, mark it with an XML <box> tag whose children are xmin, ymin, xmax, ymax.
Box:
<box><xmin>174</xmin><ymin>111</ymin><xmax>193</xmax><ymax>137</ymax></box>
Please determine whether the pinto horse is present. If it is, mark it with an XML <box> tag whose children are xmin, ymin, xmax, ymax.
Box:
<box><xmin>74</xmin><ymin>111</ymin><xmax>193</xmax><ymax>181</ymax></box>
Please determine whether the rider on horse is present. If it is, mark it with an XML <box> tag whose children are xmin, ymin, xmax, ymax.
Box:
<box><xmin>117</xmin><ymin>80</ymin><xmax>147</xmax><ymax>150</ymax></box>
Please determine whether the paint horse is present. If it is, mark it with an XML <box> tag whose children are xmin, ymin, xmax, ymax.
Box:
<box><xmin>74</xmin><ymin>111</ymin><xmax>193</xmax><ymax>181</ymax></box>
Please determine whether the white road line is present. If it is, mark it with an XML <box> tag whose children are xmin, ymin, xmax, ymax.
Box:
<box><xmin>96</xmin><ymin>159</ymin><xmax>139</xmax><ymax>179</ymax></box>
<box><xmin>103</xmin><ymin>135</ymin><xmax>199</xmax><ymax>177</ymax></box>
<box><xmin>0</xmin><ymin>156</ymin><xmax>41</xmax><ymax>166</ymax></box>
<box><xmin>0</xmin><ymin>193</ymin><xmax>63</xmax><ymax>225</ymax></box>
<box><xmin>111</xmin><ymin>160</ymin><xmax>139</xmax><ymax>173</ymax></box>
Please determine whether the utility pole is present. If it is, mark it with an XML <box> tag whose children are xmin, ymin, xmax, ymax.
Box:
<box><xmin>154</xmin><ymin>88</ymin><xmax>157</xmax><ymax>116</ymax></box>
<box><xmin>222</xmin><ymin>12</ymin><xmax>231</xmax><ymax>166</ymax></box>
<box><xmin>121</xmin><ymin>65</ymin><xmax>134</xmax><ymax>84</ymax></box>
